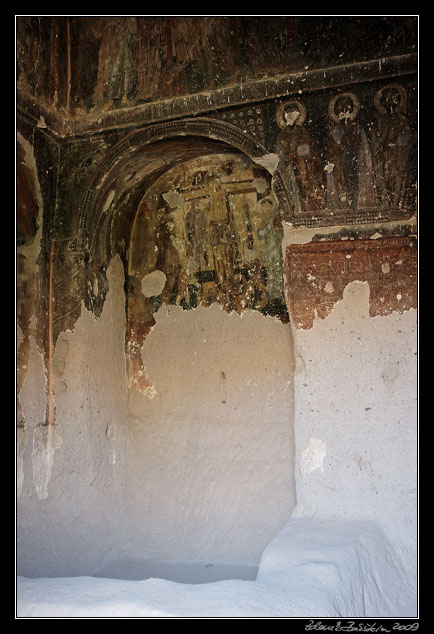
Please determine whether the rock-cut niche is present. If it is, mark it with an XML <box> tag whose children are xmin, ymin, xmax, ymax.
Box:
<box><xmin>116</xmin><ymin>150</ymin><xmax>297</xmax><ymax>581</ymax></box>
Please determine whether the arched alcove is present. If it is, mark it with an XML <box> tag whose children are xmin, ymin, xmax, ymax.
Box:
<box><xmin>105</xmin><ymin>149</ymin><xmax>297</xmax><ymax>581</ymax></box>
<box><xmin>78</xmin><ymin>118</ymin><xmax>290</xmax><ymax>262</ymax></box>
<box><xmin>80</xmin><ymin>126</ymin><xmax>297</xmax><ymax>581</ymax></box>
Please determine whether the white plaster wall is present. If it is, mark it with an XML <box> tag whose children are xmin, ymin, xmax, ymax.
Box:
<box><xmin>17</xmin><ymin>255</ymin><xmax>296</xmax><ymax>577</ymax></box>
<box><xmin>289</xmin><ymin>281</ymin><xmax>417</xmax><ymax>577</ymax></box>
<box><xmin>124</xmin><ymin>302</ymin><xmax>296</xmax><ymax>566</ymax></box>
<box><xmin>17</xmin><ymin>255</ymin><xmax>131</xmax><ymax>577</ymax></box>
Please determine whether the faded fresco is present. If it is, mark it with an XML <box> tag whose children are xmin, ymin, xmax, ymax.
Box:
<box><xmin>128</xmin><ymin>153</ymin><xmax>287</xmax><ymax>322</ymax></box>
<box><xmin>272</xmin><ymin>86</ymin><xmax>416</xmax><ymax>223</ymax></box>
<box><xmin>126</xmin><ymin>152</ymin><xmax>288</xmax><ymax>395</ymax></box>
<box><xmin>275</xmin><ymin>99</ymin><xmax>326</xmax><ymax>215</ymax></box>
<box><xmin>325</xmin><ymin>92</ymin><xmax>376</xmax><ymax>213</ymax></box>
<box><xmin>371</xmin><ymin>84</ymin><xmax>415</xmax><ymax>212</ymax></box>
<box><xmin>285</xmin><ymin>236</ymin><xmax>417</xmax><ymax>330</ymax></box>
<box><xmin>16</xmin><ymin>16</ymin><xmax>417</xmax><ymax>114</ymax></box>
<box><xmin>16</xmin><ymin>17</ymin><xmax>301</xmax><ymax>111</ymax></box>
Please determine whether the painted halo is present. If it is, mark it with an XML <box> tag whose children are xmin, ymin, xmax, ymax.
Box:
<box><xmin>328</xmin><ymin>92</ymin><xmax>360</xmax><ymax>123</ymax></box>
<box><xmin>276</xmin><ymin>99</ymin><xmax>307</xmax><ymax>129</ymax></box>
<box><xmin>374</xmin><ymin>83</ymin><xmax>407</xmax><ymax>114</ymax></box>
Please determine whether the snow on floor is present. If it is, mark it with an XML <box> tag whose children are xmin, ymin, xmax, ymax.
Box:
<box><xmin>17</xmin><ymin>518</ymin><xmax>417</xmax><ymax>618</ymax></box>
<box><xmin>92</xmin><ymin>560</ymin><xmax>258</xmax><ymax>584</ymax></box>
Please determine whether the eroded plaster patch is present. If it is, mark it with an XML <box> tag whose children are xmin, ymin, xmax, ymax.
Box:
<box><xmin>251</xmin><ymin>177</ymin><xmax>268</xmax><ymax>194</ymax></box>
<box><xmin>127</xmin><ymin>336</ymin><xmax>157</xmax><ymax>398</ymax></box>
<box><xmin>300</xmin><ymin>437</ymin><xmax>327</xmax><ymax>474</ymax></box>
<box><xmin>141</xmin><ymin>270</ymin><xmax>167</xmax><ymax>297</ymax></box>
<box><xmin>125</xmin><ymin>301</ymin><xmax>297</xmax><ymax>564</ymax></box>
<box><xmin>162</xmin><ymin>190</ymin><xmax>185</xmax><ymax>208</ymax></box>
<box><xmin>32</xmin><ymin>423</ymin><xmax>63</xmax><ymax>500</ymax></box>
<box><xmin>103</xmin><ymin>189</ymin><xmax>115</xmax><ymax>212</ymax></box>
<box><xmin>290</xmin><ymin>279</ymin><xmax>416</xmax><ymax>556</ymax></box>
<box><xmin>17</xmin><ymin>426</ymin><xmax>27</xmax><ymax>497</ymax></box>
<box><xmin>253</xmin><ymin>153</ymin><xmax>280</xmax><ymax>174</ymax></box>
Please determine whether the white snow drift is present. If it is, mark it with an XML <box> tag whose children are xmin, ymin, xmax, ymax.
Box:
<box><xmin>17</xmin><ymin>517</ymin><xmax>417</xmax><ymax>618</ymax></box>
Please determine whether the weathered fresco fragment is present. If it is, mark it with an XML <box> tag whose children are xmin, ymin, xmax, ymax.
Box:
<box><xmin>124</xmin><ymin>152</ymin><xmax>291</xmax><ymax>395</ymax></box>
<box><xmin>371</xmin><ymin>84</ymin><xmax>416</xmax><ymax>212</ymax></box>
<box><xmin>270</xmin><ymin>82</ymin><xmax>417</xmax><ymax>227</ymax></box>
<box><xmin>17</xmin><ymin>134</ymin><xmax>42</xmax><ymax>428</ymax></box>
<box><xmin>284</xmin><ymin>235</ymin><xmax>417</xmax><ymax>330</ymax></box>
<box><xmin>17</xmin><ymin>16</ymin><xmax>417</xmax><ymax>115</ymax></box>
<box><xmin>128</xmin><ymin>153</ymin><xmax>288</xmax><ymax>323</ymax></box>
<box><xmin>275</xmin><ymin>99</ymin><xmax>326</xmax><ymax>215</ymax></box>
<box><xmin>326</xmin><ymin>92</ymin><xmax>376</xmax><ymax>213</ymax></box>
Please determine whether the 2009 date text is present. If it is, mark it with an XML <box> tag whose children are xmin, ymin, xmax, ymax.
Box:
<box><xmin>304</xmin><ymin>621</ymin><xmax>419</xmax><ymax>633</ymax></box>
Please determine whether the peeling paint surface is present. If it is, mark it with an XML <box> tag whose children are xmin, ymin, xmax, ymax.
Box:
<box><xmin>32</xmin><ymin>423</ymin><xmax>63</xmax><ymax>501</ymax></box>
<box><xmin>285</xmin><ymin>235</ymin><xmax>416</xmax><ymax>330</ymax></box>
<box><xmin>300</xmin><ymin>437</ymin><xmax>327</xmax><ymax>475</ymax></box>
<box><xmin>126</xmin><ymin>152</ymin><xmax>289</xmax><ymax>393</ymax></box>
<box><xmin>141</xmin><ymin>270</ymin><xmax>167</xmax><ymax>297</ymax></box>
<box><xmin>253</xmin><ymin>153</ymin><xmax>280</xmax><ymax>174</ymax></box>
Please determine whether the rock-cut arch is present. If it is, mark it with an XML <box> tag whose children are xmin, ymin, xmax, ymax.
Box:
<box><xmin>77</xmin><ymin>117</ymin><xmax>290</xmax><ymax>263</ymax></box>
